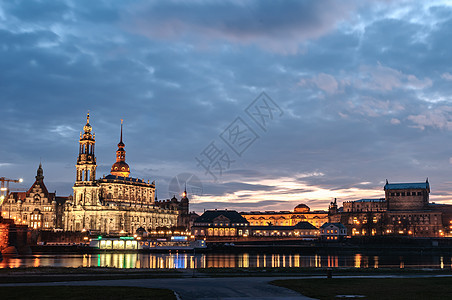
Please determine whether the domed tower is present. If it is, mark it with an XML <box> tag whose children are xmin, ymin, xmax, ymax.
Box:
<box><xmin>111</xmin><ymin>119</ymin><xmax>130</xmax><ymax>177</ymax></box>
<box><xmin>294</xmin><ymin>203</ymin><xmax>310</xmax><ymax>213</ymax></box>
<box><xmin>75</xmin><ymin>112</ymin><xmax>97</xmax><ymax>184</ymax></box>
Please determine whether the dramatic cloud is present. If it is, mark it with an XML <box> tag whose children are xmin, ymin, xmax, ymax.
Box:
<box><xmin>2</xmin><ymin>1</ymin><xmax>452</xmax><ymax>212</ymax></box>
<box><xmin>123</xmin><ymin>0</ymin><xmax>359</xmax><ymax>53</ymax></box>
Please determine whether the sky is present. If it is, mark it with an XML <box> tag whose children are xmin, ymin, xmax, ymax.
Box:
<box><xmin>2</xmin><ymin>0</ymin><xmax>452</xmax><ymax>213</ymax></box>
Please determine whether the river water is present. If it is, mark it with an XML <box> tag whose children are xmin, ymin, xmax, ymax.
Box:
<box><xmin>1</xmin><ymin>253</ymin><xmax>451</xmax><ymax>269</ymax></box>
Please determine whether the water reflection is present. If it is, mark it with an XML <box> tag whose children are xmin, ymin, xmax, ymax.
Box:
<box><xmin>1</xmin><ymin>253</ymin><xmax>451</xmax><ymax>270</ymax></box>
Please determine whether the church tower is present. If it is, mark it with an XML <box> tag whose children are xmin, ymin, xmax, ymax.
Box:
<box><xmin>75</xmin><ymin>112</ymin><xmax>97</xmax><ymax>184</ymax></box>
<box><xmin>110</xmin><ymin>119</ymin><xmax>130</xmax><ymax>177</ymax></box>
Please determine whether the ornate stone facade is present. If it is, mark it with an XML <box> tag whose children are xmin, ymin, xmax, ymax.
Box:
<box><xmin>2</xmin><ymin>164</ymin><xmax>67</xmax><ymax>230</ymax></box>
<box><xmin>331</xmin><ymin>180</ymin><xmax>452</xmax><ymax>237</ymax></box>
<box><xmin>63</xmin><ymin>114</ymin><xmax>178</xmax><ymax>234</ymax></box>
<box><xmin>240</xmin><ymin>204</ymin><xmax>328</xmax><ymax>229</ymax></box>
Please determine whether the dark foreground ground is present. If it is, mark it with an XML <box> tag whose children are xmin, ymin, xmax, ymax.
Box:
<box><xmin>0</xmin><ymin>286</ymin><xmax>176</xmax><ymax>300</ymax></box>
<box><xmin>272</xmin><ymin>277</ymin><xmax>452</xmax><ymax>300</ymax></box>
<box><xmin>1</xmin><ymin>267</ymin><xmax>452</xmax><ymax>299</ymax></box>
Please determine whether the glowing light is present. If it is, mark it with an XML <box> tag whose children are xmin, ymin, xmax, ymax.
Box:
<box><xmin>19</xmin><ymin>178</ymin><xmax>23</xmax><ymax>183</ymax></box>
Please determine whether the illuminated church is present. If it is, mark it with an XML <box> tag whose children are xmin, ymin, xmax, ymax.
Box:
<box><xmin>63</xmin><ymin>114</ymin><xmax>178</xmax><ymax>234</ymax></box>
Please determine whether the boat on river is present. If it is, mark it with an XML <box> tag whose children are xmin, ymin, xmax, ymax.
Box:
<box><xmin>89</xmin><ymin>236</ymin><xmax>206</xmax><ymax>251</ymax></box>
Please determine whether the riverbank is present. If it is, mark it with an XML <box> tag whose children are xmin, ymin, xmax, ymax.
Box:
<box><xmin>25</xmin><ymin>236</ymin><xmax>452</xmax><ymax>255</ymax></box>
<box><xmin>1</xmin><ymin>266</ymin><xmax>452</xmax><ymax>283</ymax></box>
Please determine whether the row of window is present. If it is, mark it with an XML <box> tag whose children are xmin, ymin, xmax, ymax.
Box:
<box><xmin>390</xmin><ymin>191</ymin><xmax>422</xmax><ymax>196</ymax></box>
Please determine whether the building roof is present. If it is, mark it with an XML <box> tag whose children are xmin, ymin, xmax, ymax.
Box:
<box><xmin>251</xmin><ymin>225</ymin><xmax>295</xmax><ymax>231</ymax></box>
<box><xmin>194</xmin><ymin>210</ymin><xmax>249</xmax><ymax>224</ymax></box>
<box><xmin>250</xmin><ymin>221</ymin><xmax>318</xmax><ymax>231</ymax></box>
<box><xmin>384</xmin><ymin>182</ymin><xmax>429</xmax><ymax>191</ymax></box>
<box><xmin>355</xmin><ymin>198</ymin><xmax>385</xmax><ymax>203</ymax></box>
<box><xmin>103</xmin><ymin>175</ymin><xmax>147</xmax><ymax>184</ymax></box>
<box><xmin>241</xmin><ymin>210</ymin><xmax>327</xmax><ymax>215</ymax></box>
<box><xmin>320</xmin><ymin>222</ymin><xmax>346</xmax><ymax>229</ymax></box>
<box><xmin>55</xmin><ymin>196</ymin><xmax>69</xmax><ymax>205</ymax></box>
<box><xmin>294</xmin><ymin>221</ymin><xmax>318</xmax><ymax>229</ymax></box>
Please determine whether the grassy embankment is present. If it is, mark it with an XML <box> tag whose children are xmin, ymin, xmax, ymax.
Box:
<box><xmin>272</xmin><ymin>277</ymin><xmax>452</xmax><ymax>300</ymax></box>
<box><xmin>0</xmin><ymin>286</ymin><xmax>176</xmax><ymax>300</ymax></box>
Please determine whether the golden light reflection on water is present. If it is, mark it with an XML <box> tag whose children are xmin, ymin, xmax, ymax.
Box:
<box><xmin>355</xmin><ymin>254</ymin><xmax>361</xmax><ymax>268</ymax></box>
<box><xmin>1</xmin><ymin>253</ymin><xmax>452</xmax><ymax>269</ymax></box>
<box><xmin>294</xmin><ymin>254</ymin><xmax>300</xmax><ymax>268</ymax></box>
<box><xmin>327</xmin><ymin>256</ymin><xmax>338</xmax><ymax>268</ymax></box>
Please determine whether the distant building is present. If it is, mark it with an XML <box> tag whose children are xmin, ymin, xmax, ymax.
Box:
<box><xmin>320</xmin><ymin>223</ymin><xmax>347</xmax><ymax>241</ymax></box>
<box><xmin>251</xmin><ymin>221</ymin><xmax>319</xmax><ymax>238</ymax></box>
<box><xmin>331</xmin><ymin>179</ymin><xmax>452</xmax><ymax>237</ymax></box>
<box><xmin>192</xmin><ymin>210</ymin><xmax>250</xmax><ymax>237</ymax></box>
<box><xmin>155</xmin><ymin>187</ymin><xmax>193</xmax><ymax>230</ymax></box>
<box><xmin>64</xmin><ymin>114</ymin><xmax>178</xmax><ymax>234</ymax></box>
<box><xmin>241</xmin><ymin>204</ymin><xmax>328</xmax><ymax>228</ymax></box>
<box><xmin>2</xmin><ymin>164</ymin><xmax>68</xmax><ymax>230</ymax></box>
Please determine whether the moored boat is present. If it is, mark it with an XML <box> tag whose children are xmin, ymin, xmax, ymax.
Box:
<box><xmin>89</xmin><ymin>235</ymin><xmax>206</xmax><ymax>251</ymax></box>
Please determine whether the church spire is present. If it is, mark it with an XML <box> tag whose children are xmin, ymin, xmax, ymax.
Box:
<box><xmin>182</xmin><ymin>183</ymin><xmax>187</xmax><ymax>198</ymax></box>
<box><xmin>111</xmin><ymin>119</ymin><xmax>130</xmax><ymax>177</ymax></box>
<box><xmin>76</xmin><ymin>112</ymin><xmax>97</xmax><ymax>183</ymax></box>
<box><xmin>119</xmin><ymin>119</ymin><xmax>124</xmax><ymax>145</ymax></box>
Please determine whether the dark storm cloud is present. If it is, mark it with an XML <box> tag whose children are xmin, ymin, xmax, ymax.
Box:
<box><xmin>124</xmin><ymin>0</ymin><xmax>359</xmax><ymax>53</ymax></box>
<box><xmin>2</xmin><ymin>1</ymin><xmax>452</xmax><ymax>211</ymax></box>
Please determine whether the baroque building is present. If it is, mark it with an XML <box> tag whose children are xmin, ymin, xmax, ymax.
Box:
<box><xmin>2</xmin><ymin>164</ymin><xmax>67</xmax><ymax>230</ymax></box>
<box><xmin>192</xmin><ymin>210</ymin><xmax>250</xmax><ymax>237</ymax></box>
<box><xmin>330</xmin><ymin>180</ymin><xmax>452</xmax><ymax>237</ymax></box>
<box><xmin>240</xmin><ymin>204</ymin><xmax>328</xmax><ymax>229</ymax></box>
<box><xmin>64</xmin><ymin>114</ymin><xmax>178</xmax><ymax>234</ymax></box>
<box><xmin>155</xmin><ymin>189</ymin><xmax>190</xmax><ymax>229</ymax></box>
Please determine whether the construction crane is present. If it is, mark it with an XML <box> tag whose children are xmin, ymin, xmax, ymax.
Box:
<box><xmin>0</xmin><ymin>177</ymin><xmax>23</xmax><ymax>206</ymax></box>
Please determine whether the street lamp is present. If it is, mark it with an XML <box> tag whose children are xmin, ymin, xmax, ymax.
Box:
<box><xmin>0</xmin><ymin>177</ymin><xmax>23</xmax><ymax>218</ymax></box>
